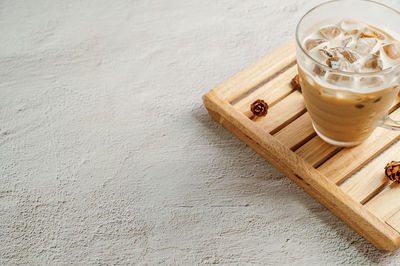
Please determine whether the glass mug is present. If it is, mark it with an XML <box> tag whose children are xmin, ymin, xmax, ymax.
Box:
<box><xmin>296</xmin><ymin>0</ymin><xmax>400</xmax><ymax>147</ymax></box>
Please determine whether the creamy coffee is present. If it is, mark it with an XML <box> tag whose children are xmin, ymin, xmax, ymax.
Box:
<box><xmin>299</xmin><ymin>20</ymin><xmax>400</xmax><ymax>145</ymax></box>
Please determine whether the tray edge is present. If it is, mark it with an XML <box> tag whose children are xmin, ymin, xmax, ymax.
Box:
<box><xmin>203</xmin><ymin>90</ymin><xmax>400</xmax><ymax>251</ymax></box>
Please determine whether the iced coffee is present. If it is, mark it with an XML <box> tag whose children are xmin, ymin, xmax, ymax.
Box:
<box><xmin>299</xmin><ymin>20</ymin><xmax>400</xmax><ymax>146</ymax></box>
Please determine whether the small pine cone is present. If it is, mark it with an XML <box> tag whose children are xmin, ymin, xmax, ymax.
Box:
<box><xmin>250</xmin><ymin>99</ymin><xmax>268</xmax><ymax>117</ymax></box>
<box><xmin>290</xmin><ymin>74</ymin><xmax>301</xmax><ymax>92</ymax></box>
<box><xmin>385</xmin><ymin>161</ymin><xmax>400</xmax><ymax>183</ymax></box>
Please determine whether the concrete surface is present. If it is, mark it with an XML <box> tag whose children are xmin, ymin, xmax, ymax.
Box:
<box><xmin>2</xmin><ymin>0</ymin><xmax>400</xmax><ymax>264</ymax></box>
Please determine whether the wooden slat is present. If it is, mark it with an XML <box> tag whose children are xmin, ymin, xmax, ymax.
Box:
<box><xmin>213</xmin><ymin>40</ymin><xmax>296</xmax><ymax>102</ymax></box>
<box><xmin>387</xmin><ymin>210</ymin><xmax>400</xmax><ymax>233</ymax></box>
<box><xmin>319</xmin><ymin>107</ymin><xmax>400</xmax><ymax>185</ymax></box>
<box><xmin>203</xmin><ymin>90</ymin><xmax>400</xmax><ymax>251</ymax></box>
<box><xmin>340</xmin><ymin>140</ymin><xmax>400</xmax><ymax>204</ymax></box>
<box><xmin>274</xmin><ymin>112</ymin><xmax>316</xmax><ymax>150</ymax></box>
<box><xmin>365</xmin><ymin>183</ymin><xmax>400</xmax><ymax>221</ymax></box>
<box><xmin>233</xmin><ymin>64</ymin><xmax>297</xmax><ymax>114</ymax></box>
<box><xmin>254</xmin><ymin>91</ymin><xmax>305</xmax><ymax>134</ymax></box>
<box><xmin>295</xmin><ymin>136</ymin><xmax>340</xmax><ymax>167</ymax></box>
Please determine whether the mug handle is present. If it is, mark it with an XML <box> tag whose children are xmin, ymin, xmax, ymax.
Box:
<box><xmin>380</xmin><ymin>82</ymin><xmax>400</xmax><ymax>130</ymax></box>
<box><xmin>381</xmin><ymin>115</ymin><xmax>400</xmax><ymax>130</ymax></box>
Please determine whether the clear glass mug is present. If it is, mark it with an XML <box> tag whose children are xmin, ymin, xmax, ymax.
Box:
<box><xmin>296</xmin><ymin>0</ymin><xmax>400</xmax><ymax>147</ymax></box>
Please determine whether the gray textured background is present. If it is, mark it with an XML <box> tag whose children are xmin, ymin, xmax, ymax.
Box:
<box><xmin>2</xmin><ymin>0</ymin><xmax>400</xmax><ymax>264</ymax></box>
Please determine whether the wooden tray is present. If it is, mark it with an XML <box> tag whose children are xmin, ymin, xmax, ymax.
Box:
<box><xmin>202</xmin><ymin>40</ymin><xmax>400</xmax><ymax>251</ymax></box>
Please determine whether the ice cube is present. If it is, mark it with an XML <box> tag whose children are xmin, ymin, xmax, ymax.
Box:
<box><xmin>354</xmin><ymin>38</ymin><xmax>377</xmax><ymax>55</ymax></box>
<box><xmin>344</xmin><ymin>30</ymin><xmax>359</xmax><ymax>37</ymax></box>
<box><xmin>325</xmin><ymin>55</ymin><xmax>353</xmax><ymax>72</ymax></box>
<box><xmin>360</xmin><ymin>76</ymin><xmax>384</xmax><ymax>89</ymax></box>
<box><xmin>340</xmin><ymin>61</ymin><xmax>351</xmax><ymax>72</ymax></box>
<box><xmin>326</xmin><ymin>57</ymin><xmax>341</xmax><ymax>69</ymax></box>
<box><xmin>318</xmin><ymin>46</ymin><xmax>334</xmax><ymax>58</ymax></box>
<box><xmin>340</xmin><ymin>20</ymin><xmax>362</xmax><ymax>32</ymax></box>
<box><xmin>383</xmin><ymin>42</ymin><xmax>400</xmax><ymax>60</ymax></box>
<box><xmin>363</xmin><ymin>51</ymin><xmax>383</xmax><ymax>71</ymax></box>
<box><xmin>319</xmin><ymin>26</ymin><xmax>341</xmax><ymax>40</ymax></box>
<box><xmin>360</xmin><ymin>28</ymin><xmax>385</xmax><ymax>40</ymax></box>
<box><xmin>370</xmin><ymin>28</ymin><xmax>386</xmax><ymax>40</ymax></box>
<box><xmin>313</xmin><ymin>64</ymin><xmax>326</xmax><ymax>77</ymax></box>
<box><xmin>321</xmin><ymin>89</ymin><xmax>337</xmax><ymax>97</ymax></box>
<box><xmin>305</xmin><ymin>38</ymin><xmax>326</xmax><ymax>51</ymax></box>
<box><xmin>342</xmin><ymin>37</ymin><xmax>353</xmax><ymax>47</ymax></box>
<box><xmin>337</xmin><ymin>48</ymin><xmax>359</xmax><ymax>63</ymax></box>
<box><xmin>326</xmin><ymin>74</ymin><xmax>352</xmax><ymax>86</ymax></box>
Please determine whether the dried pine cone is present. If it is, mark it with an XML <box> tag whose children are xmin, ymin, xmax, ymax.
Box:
<box><xmin>250</xmin><ymin>99</ymin><xmax>268</xmax><ymax>117</ymax></box>
<box><xmin>385</xmin><ymin>161</ymin><xmax>400</xmax><ymax>183</ymax></box>
<box><xmin>290</xmin><ymin>74</ymin><xmax>301</xmax><ymax>92</ymax></box>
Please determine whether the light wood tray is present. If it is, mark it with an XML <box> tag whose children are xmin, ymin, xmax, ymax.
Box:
<box><xmin>203</xmin><ymin>40</ymin><xmax>400</xmax><ymax>251</ymax></box>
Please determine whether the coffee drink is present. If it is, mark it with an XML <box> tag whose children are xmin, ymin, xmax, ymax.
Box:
<box><xmin>299</xmin><ymin>19</ymin><xmax>400</xmax><ymax>145</ymax></box>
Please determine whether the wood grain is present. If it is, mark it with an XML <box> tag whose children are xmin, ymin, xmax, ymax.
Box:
<box><xmin>387</xmin><ymin>210</ymin><xmax>400</xmax><ymax>234</ymax></box>
<box><xmin>274</xmin><ymin>112</ymin><xmax>316</xmax><ymax>150</ymax></box>
<box><xmin>365</xmin><ymin>183</ymin><xmax>400</xmax><ymax>221</ymax></box>
<box><xmin>233</xmin><ymin>64</ymin><xmax>297</xmax><ymax>113</ymax></box>
<box><xmin>295</xmin><ymin>136</ymin><xmax>340</xmax><ymax>167</ymax></box>
<box><xmin>340</xmin><ymin>140</ymin><xmax>400</xmax><ymax>204</ymax></box>
<box><xmin>254</xmin><ymin>91</ymin><xmax>305</xmax><ymax>134</ymax></box>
